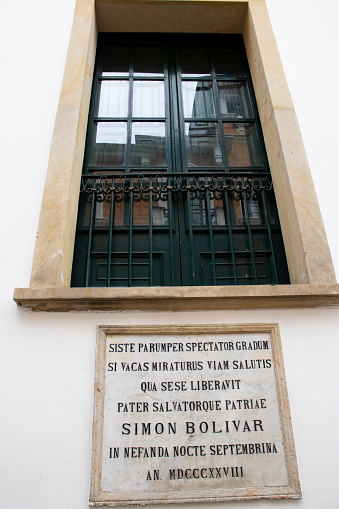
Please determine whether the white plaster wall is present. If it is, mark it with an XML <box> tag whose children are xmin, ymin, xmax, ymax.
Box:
<box><xmin>0</xmin><ymin>1</ymin><xmax>339</xmax><ymax>509</ymax></box>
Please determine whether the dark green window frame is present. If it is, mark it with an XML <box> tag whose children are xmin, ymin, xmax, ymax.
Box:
<box><xmin>71</xmin><ymin>33</ymin><xmax>289</xmax><ymax>287</ymax></box>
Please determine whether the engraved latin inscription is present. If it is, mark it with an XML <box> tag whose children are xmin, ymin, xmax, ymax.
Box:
<box><xmin>90</xmin><ymin>326</ymin><xmax>300</xmax><ymax>505</ymax></box>
<box><xmin>100</xmin><ymin>333</ymin><xmax>287</xmax><ymax>493</ymax></box>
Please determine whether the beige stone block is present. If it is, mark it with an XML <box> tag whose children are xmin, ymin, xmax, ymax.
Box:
<box><xmin>260</xmin><ymin>110</ymin><xmax>308</xmax><ymax>284</ymax></box>
<box><xmin>13</xmin><ymin>284</ymin><xmax>339</xmax><ymax>311</ymax></box>
<box><xmin>246</xmin><ymin>1</ymin><xmax>293</xmax><ymax>111</ymax></box>
<box><xmin>30</xmin><ymin>108</ymin><xmax>80</xmax><ymax>288</ymax></box>
<box><xmin>274</xmin><ymin>108</ymin><xmax>336</xmax><ymax>284</ymax></box>
<box><xmin>96</xmin><ymin>0</ymin><xmax>247</xmax><ymax>33</ymax></box>
<box><xmin>30</xmin><ymin>0</ymin><xmax>97</xmax><ymax>288</ymax></box>
<box><xmin>59</xmin><ymin>0</ymin><xmax>95</xmax><ymax>110</ymax></box>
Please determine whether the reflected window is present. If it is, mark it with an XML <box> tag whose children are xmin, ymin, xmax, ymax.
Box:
<box><xmin>90</xmin><ymin>122</ymin><xmax>127</xmax><ymax>166</ymax></box>
<box><xmin>133</xmin><ymin>81</ymin><xmax>165</xmax><ymax>118</ymax></box>
<box><xmin>97</xmin><ymin>81</ymin><xmax>129</xmax><ymax>117</ymax></box>
<box><xmin>182</xmin><ymin>81</ymin><xmax>215</xmax><ymax>118</ymax></box>
<box><xmin>131</xmin><ymin>122</ymin><xmax>166</xmax><ymax>166</ymax></box>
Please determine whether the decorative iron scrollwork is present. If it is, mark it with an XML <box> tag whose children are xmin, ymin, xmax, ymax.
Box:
<box><xmin>80</xmin><ymin>173</ymin><xmax>273</xmax><ymax>203</ymax></box>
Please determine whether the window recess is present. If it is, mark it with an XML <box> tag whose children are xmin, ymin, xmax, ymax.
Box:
<box><xmin>71</xmin><ymin>34</ymin><xmax>290</xmax><ymax>288</ymax></box>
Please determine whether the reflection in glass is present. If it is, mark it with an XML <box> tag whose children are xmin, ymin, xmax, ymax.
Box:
<box><xmin>90</xmin><ymin>122</ymin><xmax>127</xmax><ymax>166</ymax></box>
<box><xmin>190</xmin><ymin>196</ymin><xmax>226</xmax><ymax>226</ymax></box>
<box><xmin>180</xmin><ymin>47</ymin><xmax>211</xmax><ymax>77</ymax></box>
<box><xmin>217</xmin><ymin>82</ymin><xmax>252</xmax><ymax>119</ymax></box>
<box><xmin>182</xmin><ymin>81</ymin><xmax>215</xmax><ymax>118</ymax></box>
<box><xmin>152</xmin><ymin>201</ymin><xmax>168</xmax><ymax>225</ymax></box>
<box><xmin>191</xmin><ymin>196</ymin><xmax>206</xmax><ymax>225</ymax></box>
<box><xmin>113</xmin><ymin>198</ymin><xmax>169</xmax><ymax>226</ymax></box>
<box><xmin>223</xmin><ymin>123</ymin><xmax>263</xmax><ymax>167</ymax></box>
<box><xmin>247</xmin><ymin>197</ymin><xmax>262</xmax><ymax>225</ymax></box>
<box><xmin>212</xmin><ymin>48</ymin><xmax>245</xmax><ymax>77</ymax></box>
<box><xmin>97</xmin><ymin>81</ymin><xmax>129</xmax><ymax>117</ymax></box>
<box><xmin>185</xmin><ymin>122</ymin><xmax>223</xmax><ymax>167</ymax></box>
<box><xmin>212</xmin><ymin>199</ymin><xmax>226</xmax><ymax>226</ymax></box>
<box><xmin>113</xmin><ymin>199</ymin><xmax>125</xmax><ymax>226</ymax></box>
<box><xmin>100</xmin><ymin>45</ymin><xmax>130</xmax><ymax>76</ymax></box>
<box><xmin>231</xmin><ymin>193</ymin><xmax>263</xmax><ymax>226</ymax></box>
<box><xmin>94</xmin><ymin>197</ymin><xmax>110</xmax><ymax>227</ymax></box>
<box><xmin>131</xmin><ymin>122</ymin><xmax>166</xmax><ymax>166</ymax></box>
<box><xmin>133</xmin><ymin>200</ymin><xmax>169</xmax><ymax>226</ymax></box>
<box><xmin>133</xmin><ymin>81</ymin><xmax>165</xmax><ymax>118</ymax></box>
<box><xmin>134</xmin><ymin>46</ymin><xmax>164</xmax><ymax>76</ymax></box>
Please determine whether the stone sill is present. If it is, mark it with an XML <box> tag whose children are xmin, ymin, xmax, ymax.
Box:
<box><xmin>13</xmin><ymin>284</ymin><xmax>339</xmax><ymax>312</ymax></box>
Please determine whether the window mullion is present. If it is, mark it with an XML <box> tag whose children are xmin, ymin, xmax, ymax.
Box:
<box><xmin>125</xmin><ymin>46</ymin><xmax>134</xmax><ymax>172</ymax></box>
<box><xmin>173</xmin><ymin>43</ymin><xmax>187</xmax><ymax>174</ymax></box>
<box><xmin>209</xmin><ymin>44</ymin><xmax>229</xmax><ymax>171</ymax></box>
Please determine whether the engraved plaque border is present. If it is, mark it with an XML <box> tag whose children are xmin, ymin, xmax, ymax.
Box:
<box><xmin>90</xmin><ymin>324</ymin><xmax>301</xmax><ymax>505</ymax></box>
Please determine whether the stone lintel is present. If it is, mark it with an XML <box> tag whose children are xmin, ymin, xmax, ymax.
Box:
<box><xmin>13</xmin><ymin>284</ymin><xmax>339</xmax><ymax>311</ymax></box>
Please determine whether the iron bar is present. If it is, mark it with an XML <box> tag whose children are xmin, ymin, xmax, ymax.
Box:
<box><xmin>223</xmin><ymin>176</ymin><xmax>238</xmax><ymax>284</ymax></box>
<box><xmin>186</xmin><ymin>191</ymin><xmax>196</xmax><ymax>285</ymax></box>
<box><xmin>128</xmin><ymin>190</ymin><xmax>134</xmax><ymax>286</ymax></box>
<box><xmin>149</xmin><ymin>186</ymin><xmax>153</xmax><ymax>286</ymax></box>
<box><xmin>242</xmin><ymin>176</ymin><xmax>258</xmax><ymax>284</ymax></box>
<box><xmin>259</xmin><ymin>176</ymin><xmax>279</xmax><ymax>284</ymax></box>
<box><xmin>168</xmin><ymin>187</ymin><xmax>174</xmax><ymax>285</ymax></box>
<box><xmin>85</xmin><ymin>186</ymin><xmax>97</xmax><ymax>287</ymax></box>
<box><xmin>205</xmin><ymin>186</ymin><xmax>217</xmax><ymax>285</ymax></box>
<box><xmin>107</xmin><ymin>177</ymin><xmax>115</xmax><ymax>287</ymax></box>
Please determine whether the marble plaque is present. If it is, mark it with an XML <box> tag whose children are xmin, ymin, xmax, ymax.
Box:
<box><xmin>90</xmin><ymin>324</ymin><xmax>301</xmax><ymax>505</ymax></box>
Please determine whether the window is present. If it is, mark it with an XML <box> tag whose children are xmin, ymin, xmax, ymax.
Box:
<box><xmin>71</xmin><ymin>34</ymin><xmax>289</xmax><ymax>287</ymax></box>
<box><xmin>14</xmin><ymin>0</ymin><xmax>338</xmax><ymax>310</ymax></box>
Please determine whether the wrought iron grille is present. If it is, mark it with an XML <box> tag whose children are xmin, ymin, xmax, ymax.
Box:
<box><xmin>72</xmin><ymin>172</ymin><xmax>289</xmax><ymax>287</ymax></box>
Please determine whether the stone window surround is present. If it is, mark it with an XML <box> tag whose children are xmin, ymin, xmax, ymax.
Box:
<box><xmin>13</xmin><ymin>0</ymin><xmax>339</xmax><ymax>311</ymax></box>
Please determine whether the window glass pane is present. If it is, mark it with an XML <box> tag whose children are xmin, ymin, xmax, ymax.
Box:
<box><xmin>113</xmin><ymin>199</ymin><xmax>125</xmax><ymax>226</ymax></box>
<box><xmin>152</xmin><ymin>200</ymin><xmax>168</xmax><ymax>225</ymax></box>
<box><xmin>131</xmin><ymin>122</ymin><xmax>166</xmax><ymax>166</ymax></box>
<box><xmin>185</xmin><ymin>122</ymin><xmax>223</xmax><ymax>167</ymax></box>
<box><xmin>134</xmin><ymin>46</ymin><xmax>164</xmax><ymax>76</ymax></box>
<box><xmin>180</xmin><ymin>47</ymin><xmax>211</xmax><ymax>77</ymax></box>
<box><xmin>97</xmin><ymin>81</ymin><xmax>129</xmax><ymax>117</ymax></box>
<box><xmin>132</xmin><ymin>81</ymin><xmax>165</xmax><ymax>118</ymax></box>
<box><xmin>230</xmin><ymin>192</ymin><xmax>263</xmax><ymax>226</ymax></box>
<box><xmin>217</xmin><ymin>82</ymin><xmax>252</xmax><ymax>119</ymax></box>
<box><xmin>212</xmin><ymin>48</ymin><xmax>245</xmax><ymax>77</ymax></box>
<box><xmin>212</xmin><ymin>199</ymin><xmax>226</xmax><ymax>226</ymax></box>
<box><xmin>132</xmin><ymin>200</ymin><xmax>169</xmax><ymax>226</ymax></box>
<box><xmin>223</xmin><ymin>123</ymin><xmax>263</xmax><ymax>167</ymax></box>
<box><xmin>100</xmin><ymin>45</ymin><xmax>130</xmax><ymax>76</ymax></box>
<box><xmin>94</xmin><ymin>197</ymin><xmax>110</xmax><ymax>227</ymax></box>
<box><xmin>190</xmin><ymin>196</ymin><xmax>227</xmax><ymax>226</ymax></box>
<box><xmin>190</xmin><ymin>195</ymin><xmax>207</xmax><ymax>225</ymax></box>
<box><xmin>182</xmin><ymin>81</ymin><xmax>215</xmax><ymax>118</ymax></box>
<box><xmin>133</xmin><ymin>200</ymin><xmax>150</xmax><ymax>225</ymax></box>
<box><xmin>90</xmin><ymin>122</ymin><xmax>127</xmax><ymax>166</ymax></box>
<box><xmin>113</xmin><ymin>198</ymin><xmax>169</xmax><ymax>226</ymax></box>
